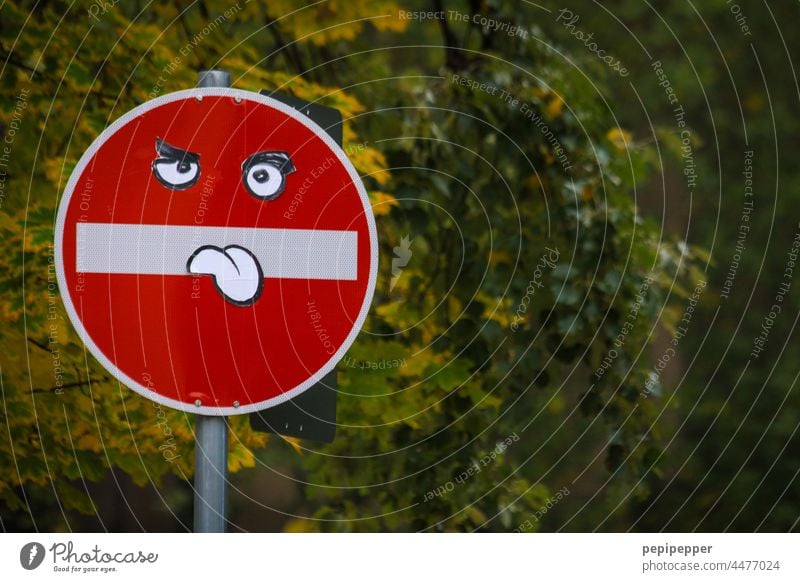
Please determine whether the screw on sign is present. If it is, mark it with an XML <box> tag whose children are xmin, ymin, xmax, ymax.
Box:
<box><xmin>55</xmin><ymin>88</ymin><xmax>378</xmax><ymax>415</ymax></box>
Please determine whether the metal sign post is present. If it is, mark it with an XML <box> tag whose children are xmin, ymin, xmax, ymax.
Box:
<box><xmin>194</xmin><ymin>413</ymin><xmax>228</xmax><ymax>532</ymax></box>
<box><xmin>193</xmin><ymin>70</ymin><xmax>231</xmax><ymax>533</ymax></box>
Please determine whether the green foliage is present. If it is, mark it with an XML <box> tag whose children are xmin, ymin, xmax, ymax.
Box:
<box><xmin>1</xmin><ymin>0</ymin><xmax>700</xmax><ymax>531</ymax></box>
<box><xmin>267</xmin><ymin>0</ymin><xmax>699</xmax><ymax>531</ymax></box>
<box><xmin>553</xmin><ymin>0</ymin><xmax>800</xmax><ymax>531</ymax></box>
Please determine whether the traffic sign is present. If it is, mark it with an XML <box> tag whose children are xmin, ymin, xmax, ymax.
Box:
<box><xmin>55</xmin><ymin>87</ymin><xmax>378</xmax><ymax>415</ymax></box>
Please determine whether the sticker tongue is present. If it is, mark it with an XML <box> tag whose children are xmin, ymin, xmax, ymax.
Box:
<box><xmin>187</xmin><ymin>245</ymin><xmax>264</xmax><ymax>305</ymax></box>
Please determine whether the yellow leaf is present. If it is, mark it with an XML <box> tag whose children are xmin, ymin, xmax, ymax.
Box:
<box><xmin>546</xmin><ymin>96</ymin><xmax>564</xmax><ymax>118</ymax></box>
<box><xmin>228</xmin><ymin>443</ymin><xmax>256</xmax><ymax>472</ymax></box>
<box><xmin>283</xmin><ymin>436</ymin><xmax>304</xmax><ymax>455</ymax></box>
<box><xmin>524</xmin><ymin>174</ymin><xmax>542</xmax><ymax>191</ymax></box>
<box><xmin>374</xmin><ymin>11</ymin><xmax>409</xmax><ymax>33</ymax></box>
<box><xmin>489</xmin><ymin>250</ymin><xmax>511</xmax><ymax>266</ymax></box>
<box><xmin>76</xmin><ymin>433</ymin><xmax>103</xmax><ymax>452</ymax></box>
<box><xmin>548</xmin><ymin>395</ymin><xmax>566</xmax><ymax>414</ymax></box>
<box><xmin>369</xmin><ymin>190</ymin><xmax>398</xmax><ymax>216</ymax></box>
<box><xmin>464</xmin><ymin>505</ymin><xmax>487</xmax><ymax>523</ymax></box>
<box><xmin>284</xmin><ymin>518</ymin><xmax>316</xmax><ymax>532</ymax></box>
<box><xmin>607</xmin><ymin>128</ymin><xmax>632</xmax><ymax>151</ymax></box>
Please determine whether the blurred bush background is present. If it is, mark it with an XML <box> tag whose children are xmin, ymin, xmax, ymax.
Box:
<box><xmin>0</xmin><ymin>0</ymin><xmax>797</xmax><ymax>531</ymax></box>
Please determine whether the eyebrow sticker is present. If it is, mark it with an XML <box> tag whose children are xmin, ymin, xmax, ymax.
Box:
<box><xmin>152</xmin><ymin>137</ymin><xmax>201</xmax><ymax>190</ymax></box>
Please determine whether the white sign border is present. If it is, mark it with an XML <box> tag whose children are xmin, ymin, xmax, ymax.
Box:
<box><xmin>54</xmin><ymin>87</ymin><xmax>379</xmax><ymax>416</ymax></box>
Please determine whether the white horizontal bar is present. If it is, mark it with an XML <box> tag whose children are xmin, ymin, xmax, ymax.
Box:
<box><xmin>75</xmin><ymin>223</ymin><xmax>358</xmax><ymax>280</ymax></box>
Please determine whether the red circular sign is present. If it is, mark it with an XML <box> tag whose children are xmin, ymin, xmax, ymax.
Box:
<box><xmin>55</xmin><ymin>88</ymin><xmax>378</xmax><ymax>415</ymax></box>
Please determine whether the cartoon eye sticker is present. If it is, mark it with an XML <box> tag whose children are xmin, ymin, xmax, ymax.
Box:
<box><xmin>241</xmin><ymin>151</ymin><xmax>295</xmax><ymax>200</ymax></box>
<box><xmin>152</xmin><ymin>138</ymin><xmax>201</xmax><ymax>190</ymax></box>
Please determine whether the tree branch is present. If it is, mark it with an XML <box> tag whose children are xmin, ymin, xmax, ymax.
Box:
<box><xmin>468</xmin><ymin>0</ymin><xmax>494</xmax><ymax>51</ymax></box>
<box><xmin>432</xmin><ymin>0</ymin><xmax>466</xmax><ymax>70</ymax></box>
<box><xmin>30</xmin><ymin>379</ymin><xmax>104</xmax><ymax>394</ymax></box>
<box><xmin>26</xmin><ymin>337</ymin><xmax>51</xmax><ymax>353</ymax></box>
<box><xmin>0</xmin><ymin>48</ymin><xmax>38</xmax><ymax>80</ymax></box>
<box><xmin>264</xmin><ymin>12</ymin><xmax>308</xmax><ymax>78</ymax></box>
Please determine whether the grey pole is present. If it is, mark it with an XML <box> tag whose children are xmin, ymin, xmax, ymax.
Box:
<box><xmin>193</xmin><ymin>69</ymin><xmax>230</xmax><ymax>533</ymax></box>
<box><xmin>197</xmin><ymin>69</ymin><xmax>231</xmax><ymax>88</ymax></box>
<box><xmin>194</xmin><ymin>413</ymin><xmax>228</xmax><ymax>532</ymax></box>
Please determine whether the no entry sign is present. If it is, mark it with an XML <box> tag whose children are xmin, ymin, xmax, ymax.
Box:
<box><xmin>55</xmin><ymin>88</ymin><xmax>378</xmax><ymax>415</ymax></box>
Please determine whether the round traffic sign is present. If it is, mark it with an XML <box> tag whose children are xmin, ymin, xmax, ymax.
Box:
<box><xmin>55</xmin><ymin>88</ymin><xmax>378</xmax><ymax>415</ymax></box>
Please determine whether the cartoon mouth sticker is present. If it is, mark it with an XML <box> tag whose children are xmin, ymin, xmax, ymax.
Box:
<box><xmin>187</xmin><ymin>245</ymin><xmax>264</xmax><ymax>306</ymax></box>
